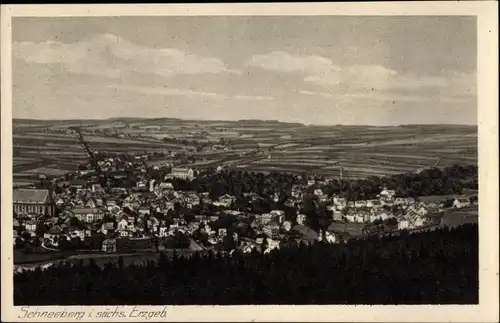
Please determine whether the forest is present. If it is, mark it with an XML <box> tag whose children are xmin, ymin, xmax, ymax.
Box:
<box><xmin>14</xmin><ymin>223</ymin><xmax>478</xmax><ymax>305</ymax></box>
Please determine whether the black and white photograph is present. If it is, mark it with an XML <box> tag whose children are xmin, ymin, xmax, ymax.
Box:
<box><xmin>1</xmin><ymin>3</ymin><xmax>498</xmax><ymax>322</ymax></box>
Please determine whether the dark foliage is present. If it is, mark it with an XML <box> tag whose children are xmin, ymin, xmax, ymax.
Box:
<box><xmin>14</xmin><ymin>224</ymin><xmax>478</xmax><ymax>305</ymax></box>
<box><xmin>166</xmin><ymin>164</ymin><xmax>477</xmax><ymax>202</ymax></box>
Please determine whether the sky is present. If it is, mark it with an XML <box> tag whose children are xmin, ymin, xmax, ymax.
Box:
<box><xmin>12</xmin><ymin>16</ymin><xmax>477</xmax><ymax>125</ymax></box>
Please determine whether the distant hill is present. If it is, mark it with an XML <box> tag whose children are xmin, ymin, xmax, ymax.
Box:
<box><xmin>12</xmin><ymin>117</ymin><xmax>477</xmax><ymax>129</ymax></box>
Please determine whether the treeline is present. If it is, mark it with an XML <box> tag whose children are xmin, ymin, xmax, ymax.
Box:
<box><xmin>163</xmin><ymin>164</ymin><xmax>477</xmax><ymax>202</ymax></box>
<box><xmin>14</xmin><ymin>223</ymin><xmax>478</xmax><ymax>305</ymax></box>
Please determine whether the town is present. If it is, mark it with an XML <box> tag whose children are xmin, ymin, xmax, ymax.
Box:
<box><xmin>13</xmin><ymin>143</ymin><xmax>478</xmax><ymax>262</ymax></box>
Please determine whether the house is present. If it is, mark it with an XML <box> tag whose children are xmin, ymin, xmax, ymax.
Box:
<box><xmin>24</xmin><ymin>220</ymin><xmax>37</xmax><ymax>234</ymax></box>
<box><xmin>69</xmin><ymin>229</ymin><xmax>85</xmax><ymax>240</ymax></box>
<box><xmin>170</xmin><ymin>167</ymin><xmax>195</xmax><ymax>181</ymax></box>
<box><xmin>263</xmin><ymin>222</ymin><xmax>280</xmax><ymax>239</ymax></box>
<box><xmin>412</xmin><ymin>216</ymin><xmax>426</xmax><ymax>228</ymax></box>
<box><xmin>398</xmin><ymin>219</ymin><xmax>410</xmax><ymax>230</ymax></box>
<box><xmin>158</xmin><ymin>226</ymin><xmax>169</xmax><ymax>237</ymax></box>
<box><xmin>379</xmin><ymin>189</ymin><xmax>396</xmax><ymax>200</ymax></box>
<box><xmin>291</xmin><ymin>185</ymin><xmax>303</xmax><ymax>199</ymax></box>
<box><xmin>324</xmin><ymin>231</ymin><xmax>337</xmax><ymax>244</ymax></box>
<box><xmin>415</xmin><ymin>206</ymin><xmax>428</xmax><ymax>216</ymax></box>
<box><xmin>345</xmin><ymin>214</ymin><xmax>355</xmax><ymax>222</ymax></box>
<box><xmin>263</xmin><ymin>239</ymin><xmax>280</xmax><ymax>254</ymax></box>
<box><xmin>117</xmin><ymin>218</ymin><xmax>129</xmax><ymax>231</ymax></box>
<box><xmin>282</xmin><ymin>220</ymin><xmax>292</xmax><ymax>232</ymax></box>
<box><xmin>366</xmin><ymin>200</ymin><xmax>382</xmax><ymax>209</ymax></box>
<box><xmin>55</xmin><ymin>197</ymin><xmax>65</xmax><ymax>207</ymax></box>
<box><xmin>147</xmin><ymin>217</ymin><xmax>160</xmax><ymax>232</ymax></box>
<box><xmin>136</xmin><ymin>180</ymin><xmax>147</xmax><ymax>189</ymax></box>
<box><xmin>85</xmin><ymin>199</ymin><xmax>97</xmax><ymax>208</ymax></box>
<box><xmin>91</xmin><ymin>183</ymin><xmax>103</xmax><ymax>192</ymax></box>
<box><xmin>137</xmin><ymin>206</ymin><xmax>150</xmax><ymax>217</ymax></box>
<box><xmin>354</xmin><ymin>200</ymin><xmax>367</xmax><ymax>208</ymax></box>
<box><xmin>70</xmin><ymin>208</ymin><xmax>104</xmax><ymax>223</ymax></box>
<box><xmin>106</xmin><ymin>199</ymin><xmax>118</xmax><ymax>208</ymax></box>
<box><xmin>270</xmin><ymin>210</ymin><xmax>285</xmax><ymax>223</ymax></box>
<box><xmin>95</xmin><ymin>198</ymin><xmax>104</xmax><ymax>206</ymax></box>
<box><xmin>101</xmin><ymin>222</ymin><xmax>115</xmax><ymax>235</ymax></box>
<box><xmin>69</xmin><ymin>180</ymin><xmax>86</xmax><ymax>190</ymax></box>
<box><xmin>260</xmin><ymin>213</ymin><xmax>274</xmax><ymax>225</ymax></box>
<box><xmin>194</xmin><ymin>214</ymin><xmax>206</xmax><ymax>222</ymax></box>
<box><xmin>296</xmin><ymin>213</ymin><xmax>306</xmax><ymax>225</ymax></box>
<box><xmin>187</xmin><ymin>193</ymin><xmax>201</xmax><ymax>206</ymax></box>
<box><xmin>332</xmin><ymin>196</ymin><xmax>347</xmax><ymax>210</ymax></box>
<box><xmin>332</xmin><ymin>209</ymin><xmax>343</xmax><ymax>221</ymax></box>
<box><xmin>219</xmin><ymin>194</ymin><xmax>236</xmax><ymax>207</ymax></box>
<box><xmin>158</xmin><ymin>182</ymin><xmax>174</xmax><ymax>190</ymax></box>
<box><xmin>453</xmin><ymin>197</ymin><xmax>471</xmax><ymax>209</ymax></box>
<box><xmin>13</xmin><ymin>188</ymin><xmax>55</xmax><ymax>217</ymax></box>
<box><xmin>354</xmin><ymin>213</ymin><xmax>366</xmax><ymax>223</ymax></box>
<box><xmin>102</xmin><ymin>239</ymin><xmax>117</xmax><ymax>253</ymax></box>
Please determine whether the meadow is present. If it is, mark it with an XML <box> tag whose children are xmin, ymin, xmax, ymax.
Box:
<box><xmin>13</xmin><ymin>118</ymin><xmax>477</xmax><ymax>184</ymax></box>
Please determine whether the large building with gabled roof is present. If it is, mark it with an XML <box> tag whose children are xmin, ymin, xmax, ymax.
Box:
<box><xmin>13</xmin><ymin>188</ymin><xmax>55</xmax><ymax>217</ymax></box>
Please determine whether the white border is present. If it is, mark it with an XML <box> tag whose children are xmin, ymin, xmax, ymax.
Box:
<box><xmin>1</xmin><ymin>2</ymin><xmax>499</xmax><ymax>322</ymax></box>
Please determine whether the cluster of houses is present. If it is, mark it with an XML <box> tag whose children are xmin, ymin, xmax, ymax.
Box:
<box><xmin>12</xmin><ymin>155</ymin><xmax>478</xmax><ymax>255</ymax></box>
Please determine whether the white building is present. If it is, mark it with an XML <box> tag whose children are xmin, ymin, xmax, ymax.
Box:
<box><xmin>398</xmin><ymin>219</ymin><xmax>410</xmax><ymax>230</ymax></box>
<box><xmin>170</xmin><ymin>168</ymin><xmax>195</xmax><ymax>181</ymax></box>
<box><xmin>453</xmin><ymin>197</ymin><xmax>471</xmax><ymax>209</ymax></box>
<box><xmin>296</xmin><ymin>214</ymin><xmax>306</xmax><ymax>225</ymax></box>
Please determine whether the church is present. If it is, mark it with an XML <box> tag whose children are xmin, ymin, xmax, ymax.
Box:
<box><xmin>13</xmin><ymin>188</ymin><xmax>55</xmax><ymax>217</ymax></box>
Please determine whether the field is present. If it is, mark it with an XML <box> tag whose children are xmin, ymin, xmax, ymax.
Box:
<box><xmin>13</xmin><ymin>118</ymin><xmax>477</xmax><ymax>183</ymax></box>
<box><xmin>441</xmin><ymin>206</ymin><xmax>478</xmax><ymax>228</ymax></box>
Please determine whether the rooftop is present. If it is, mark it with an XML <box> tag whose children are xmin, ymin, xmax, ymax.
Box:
<box><xmin>13</xmin><ymin>189</ymin><xmax>50</xmax><ymax>204</ymax></box>
<box><xmin>70</xmin><ymin>207</ymin><xmax>103</xmax><ymax>214</ymax></box>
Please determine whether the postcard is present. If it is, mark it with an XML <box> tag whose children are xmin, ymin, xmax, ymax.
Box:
<box><xmin>1</xmin><ymin>2</ymin><xmax>498</xmax><ymax>322</ymax></box>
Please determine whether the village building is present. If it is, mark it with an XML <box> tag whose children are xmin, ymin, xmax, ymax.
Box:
<box><xmin>379</xmin><ymin>189</ymin><xmax>396</xmax><ymax>201</ymax></box>
<box><xmin>282</xmin><ymin>220</ymin><xmax>292</xmax><ymax>232</ymax></box>
<box><xmin>264</xmin><ymin>222</ymin><xmax>281</xmax><ymax>240</ymax></box>
<box><xmin>13</xmin><ymin>188</ymin><xmax>55</xmax><ymax>217</ymax></box>
<box><xmin>398</xmin><ymin>219</ymin><xmax>410</xmax><ymax>230</ymax></box>
<box><xmin>169</xmin><ymin>168</ymin><xmax>195</xmax><ymax>181</ymax></box>
<box><xmin>453</xmin><ymin>197</ymin><xmax>471</xmax><ymax>209</ymax></box>
<box><xmin>70</xmin><ymin>207</ymin><xmax>104</xmax><ymax>223</ymax></box>
<box><xmin>102</xmin><ymin>239</ymin><xmax>117</xmax><ymax>253</ymax></box>
<box><xmin>296</xmin><ymin>213</ymin><xmax>306</xmax><ymax>225</ymax></box>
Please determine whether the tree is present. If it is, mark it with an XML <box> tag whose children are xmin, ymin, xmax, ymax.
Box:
<box><xmin>165</xmin><ymin>231</ymin><xmax>190</xmax><ymax>249</ymax></box>
<box><xmin>222</xmin><ymin>234</ymin><xmax>236</xmax><ymax>251</ymax></box>
<box><xmin>35</xmin><ymin>223</ymin><xmax>49</xmax><ymax>237</ymax></box>
<box><xmin>69</xmin><ymin>217</ymin><xmax>82</xmax><ymax>228</ymax></box>
<box><xmin>13</xmin><ymin>224</ymin><xmax>479</xmax><ymax>305</ymax></box>
<box><xmin>21</xmin><ymin>231</ymin><xmax>32</xmax><ymax>241</ymax></box>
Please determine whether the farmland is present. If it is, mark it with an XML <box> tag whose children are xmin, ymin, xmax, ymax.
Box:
<box><xmin>13</xmin><ymin>118</ymin><xmax>477</xmax><ymax>185</ymax></box>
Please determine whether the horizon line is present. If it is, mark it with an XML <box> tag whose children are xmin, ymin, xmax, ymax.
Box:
<box><xmin>12</xmin><ymin>117</ymin><xmax>478</xmax><ymax>127</ymax></box>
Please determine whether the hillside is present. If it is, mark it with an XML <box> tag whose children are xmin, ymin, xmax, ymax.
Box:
<box><xmin>12</xmin><ymin>118</ymin><xmax>477</xmax><ymax>186</ymax></box>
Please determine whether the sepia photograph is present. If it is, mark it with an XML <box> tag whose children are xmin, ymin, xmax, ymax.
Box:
<box><xmin>1</xmin><ymin>3</ymin><xmax>498</xmax><ymax>322</ymax></box>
